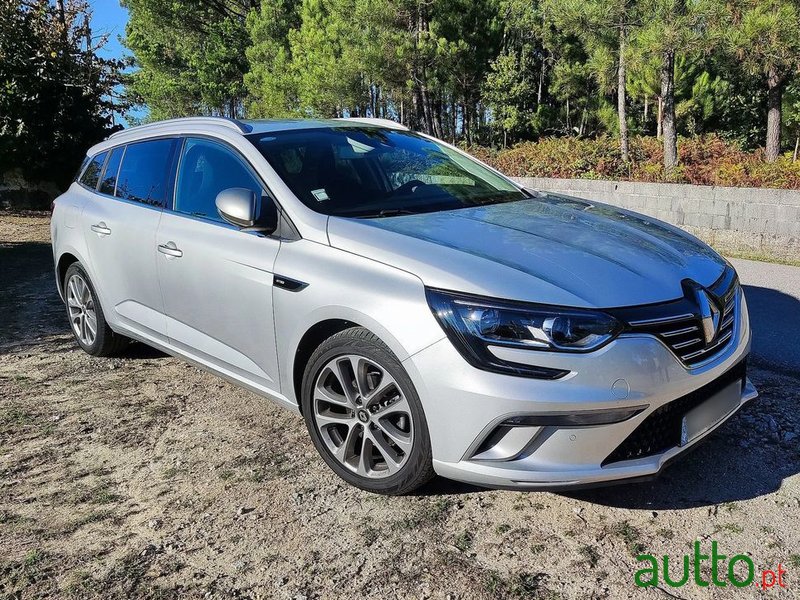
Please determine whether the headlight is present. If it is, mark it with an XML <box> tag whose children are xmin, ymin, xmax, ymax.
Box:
<box><xmin>426</xmin><ymin>288</ymin><xmax>622</xmax><ymax>378</ymax></box>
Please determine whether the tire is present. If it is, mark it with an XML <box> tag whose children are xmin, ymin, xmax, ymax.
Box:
<box><xmin>63</xmin><ymin>262</ymin><xmax>129</xmax><ymax>356</ymax></box>
<box><xmin>301</xmin><ymin>327</ymin><xmax>435</xmax><ymax>495</ymax></box>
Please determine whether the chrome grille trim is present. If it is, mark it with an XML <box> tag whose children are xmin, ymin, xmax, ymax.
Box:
<box><xmin>628</xmin><ymin>313</ymin><xmax>695</xmax><ymax>327</ymax></box>
<box><xmin>680</xmin><ymin>329</ymin><xmax>734</xmax><ymax>361</ymax></box>
<box><xmin>661</xmin><ymin>325</ymin><xmax>699</xmax><ymax>337</ymax></box>
<box><xmin>609</xmin><ymin>267</ymin><xmax>740</xmax><ymax>368</ymax></box>
<box><xmin>672</xmin><ymin>337</ymin><xmax>703</xmax><ymax>349</ymax></box>
<box><xmin>720</xmin><ymin>313</ymin><xmax>735</xmax><ymax>330</ymax></box>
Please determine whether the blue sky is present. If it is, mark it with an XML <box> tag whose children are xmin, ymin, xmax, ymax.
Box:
<box><xmin>90</xmin><ymin>1</ymin><xmax>129</xmax><ymax>62</ymax></box>
<box><xmin>89</xmin><ymin>1</ymin><xmax>144</xmax><ymax>124</ymax></box>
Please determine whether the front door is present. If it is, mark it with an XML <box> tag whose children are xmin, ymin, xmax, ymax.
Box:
<box><xmin>155</xmin><ymin>137</ymin><xmax>282</xmax><ymax>390</ymax></box>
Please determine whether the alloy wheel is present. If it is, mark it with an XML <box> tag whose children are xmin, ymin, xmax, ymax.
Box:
<box><xmin>312</xmin><ymin>354</ymin><xmax>414</xmax><ymax>478</ymax></box>
<box><xmin>66</xmin><ymin>273</ymin><xmax>97</xmax><ymax>347</ymax></box>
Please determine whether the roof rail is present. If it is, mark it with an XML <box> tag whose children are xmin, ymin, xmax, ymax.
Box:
<box><xmin>108</xmin><ymin>116</ymin><xmax>252</xmax><ymax>139</ymax></box>
<box><xmin>335</xmin><ymin>117</ymin><xmax>409</xmax><ymax>131</ymax></box>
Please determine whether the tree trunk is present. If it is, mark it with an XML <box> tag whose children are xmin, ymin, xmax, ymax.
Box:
<box><xmin>643</xmin><ymin>95</ymin><xmax>648</xmax><ymax>129</ymax></box>
<box><xmin>765</xmin><ymin>69</ymin><xmax>782</xmax><ymax>162</ymax></box>
<box><xmin>617</xmin><ymin>22</ymin><xmax>629</xmax><ymax>162</ymax></box>
<box><xmin>656</xmin><ymin>96</ymin><xmax>663</xmax><ymax>140</ymax></box>
<box><xmin>452</xmin><ymin>99</ymin><xmax>457</xmax><ymax>143</ymax></box>
<box><xmin>793</xmin><ymin>135</ymin><xmax>799</xmax><ymax>162</ymax></box>
<box><xmin>661</xmin><ymin>49</ymin><xmax>677</xmax><ymax>173</ymax></box>
<box><xmin>464</xmin><ymin>103</ymin><xmax>472</xmax><ymax>145</ymax></box>
<box><xmin>433</xmin><ymin>97</ymin><xmax>444</xmax><ymax>138</ymax></box>
<box><xmin>537</xmin><ymin>62</ymin><xmax>544</xmax><ymax>105</ymax></box>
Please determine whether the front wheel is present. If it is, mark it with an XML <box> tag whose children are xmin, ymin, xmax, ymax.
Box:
<box><xmin>301</xmin><ymin>327</ymin><xmax>434</xmax><ymax>495</ymax></box>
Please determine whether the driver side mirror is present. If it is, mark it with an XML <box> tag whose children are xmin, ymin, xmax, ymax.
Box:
<box><xmin>216</xmin><ymin>187</ymin><xmax>277</xmax><ymax>234</ymax></box>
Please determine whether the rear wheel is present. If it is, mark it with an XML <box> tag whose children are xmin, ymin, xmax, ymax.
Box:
<box><xmin>64</xmin><ymin>263</ymin><xmax>129</xmax><ymax>356</ymax></box>
<box><xmin>301</xmin><ymin>327</ymin><xmax>434</xmax><ymax>495</ymax></box>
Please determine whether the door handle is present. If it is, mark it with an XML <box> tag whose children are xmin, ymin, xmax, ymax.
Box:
<box><xmin>157</xmin><ymin>242</ymin><xmax>183</xmax><ymax>258</ymax></box>
<box><xmin>90</xmin><ymin>222</ymin><xmax>111</xmax><ymax>236</ymax></box>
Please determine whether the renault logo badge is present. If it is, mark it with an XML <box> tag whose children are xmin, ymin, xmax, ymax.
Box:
<box><xmin>694</xmin><ymin>288</ymin><xmax>721</xmax><ymax>344</ymax></box>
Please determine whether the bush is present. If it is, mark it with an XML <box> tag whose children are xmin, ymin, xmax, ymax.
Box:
<box><xmin>471</xmin><ymin>135</ymin><xmax>800</xmax><ymax>189</ymax></box>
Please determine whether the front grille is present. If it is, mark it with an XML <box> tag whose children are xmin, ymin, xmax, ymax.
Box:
<box><xmin>602</xmin><ymin>359</ymin><xmax>747</xmax><ymax>466</ymax></box>
<box><xmin>609</xmin><ymin>266</ymin><xmax>739</xmax><ymax>368</ymax></box>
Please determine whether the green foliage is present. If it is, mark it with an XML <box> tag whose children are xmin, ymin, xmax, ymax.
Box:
<box><xmin>480</xmin><ymin>134</ymin><xmax>800</xmax><ymax>187</ymax></box>
<box><xmin>244</xmin><ymin>0</ymin><xmax>301</xmax><ymax>118</ymax></box>
<box><xmin>726</xmin><ymin>0</ymin><xmax>800</xmax><ymax>85</ymax></box>
<box><xmin>4</xmin><ymin>0</ymin><xmax>795</xmax><ymax>191</ymax></box>
<box><xmin>0</xmin><ymin>0</ymin><xmax>123</xmax><ymax>188</ymax></box>
<box><xmin>122</xmin><ymin>0</ymin><xmax>251</xmax><ymax>119</ymax></box>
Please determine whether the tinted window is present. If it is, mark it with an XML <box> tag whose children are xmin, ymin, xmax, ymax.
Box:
<box><xmin>247</xmin><ymin>127</ymin><xmax>525</xmax><ymax>217</ymax></box>
<box><xmin>79</xmin><ymin>152</ymin><xmax>107</xmax><ymax>189</ymax></box>
<box><xmin>115</xmin><ymin>139</ymin><xmax>176</xmax><ymax>207</ymax></box>
<box><xmin>99</xmin><ymin>147</ymin><xmax>124</xmax><ymax>196</ymax></box>
<box><xmin>174</xmin><ymin>138</ymin><xmax>263</xmax><ymax>223</ymax></box>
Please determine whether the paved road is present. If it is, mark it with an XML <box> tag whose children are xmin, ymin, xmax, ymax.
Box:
<box><xmin>730</xmin><ymin>257</ymin><xmax>800</xmax><ymax>375</ymax></box>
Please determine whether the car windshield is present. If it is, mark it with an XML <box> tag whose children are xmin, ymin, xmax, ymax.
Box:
<box><xmin>246</xmin><ymin>126</ymin><xmax>528</xmax><ymax>218</ymax></box>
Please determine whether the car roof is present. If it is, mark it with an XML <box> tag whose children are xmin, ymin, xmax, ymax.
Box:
<box><xmin>107</xmin><ymin>116</ymin><xmax>406</xmax><ymax>140</ymax></box>
<box><xmin>88</xmin><ymin>116</ymin><xmax>409</xmax><ymax>157</ymax></box>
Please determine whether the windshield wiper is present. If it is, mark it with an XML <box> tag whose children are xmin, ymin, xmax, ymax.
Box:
<box><xmin>357</xmin><ymin>209</ymin><xmax>417</xmax><ymax>218</ymax></box>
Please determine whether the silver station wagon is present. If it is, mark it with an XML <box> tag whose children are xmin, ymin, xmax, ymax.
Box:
<box><xmin>51</xmin><ymin>117</ymin><xmax>757</xmax><ymax>494</ymax></box>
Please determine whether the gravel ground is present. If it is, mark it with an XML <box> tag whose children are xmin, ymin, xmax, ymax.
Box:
<box><xmin>1</xmin><ymin>212</ymin><xmax>799</xmax><ymax>599</ymax></box>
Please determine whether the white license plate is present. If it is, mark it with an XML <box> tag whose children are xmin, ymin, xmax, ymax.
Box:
<box><xmin>680</xmin><ymin>380</ymin><xmax>742</xmax><ymax>446</ymax></box>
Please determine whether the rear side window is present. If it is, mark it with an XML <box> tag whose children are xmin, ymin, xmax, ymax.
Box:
<box><xmin>114</xmin><ymin>139</ymin><xmax>177</xmax><ymax>207</ymax></box>
<box><xmin>99</xmin><ymin>147</ymin><xmax>124</xmax><ymax>196</ymax></box>
<box><xmin>79</xmin><ymin>152</ymin><xmax>107</xmax><ymax>189</ymax></box>
<box><xmin>174</xmin><ymin>138</ymin><xmax>263</xmax><ymax>223</ymax></box>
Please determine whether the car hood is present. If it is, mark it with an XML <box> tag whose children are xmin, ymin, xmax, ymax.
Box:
<box><xmin>326</xmin><ymin>193</ymin><xmax>726</xmax><ymax>308</ymax></box>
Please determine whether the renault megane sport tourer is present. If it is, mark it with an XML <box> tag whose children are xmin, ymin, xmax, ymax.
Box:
<box><xmin>51</xmin><ymin>117</ymin><xmax>757</xmax><ymax>494</ymax></box>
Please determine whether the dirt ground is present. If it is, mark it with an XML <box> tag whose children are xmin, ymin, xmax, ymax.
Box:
<box><xmin>1</xmin><ymin>211</ymin><xmax>799</xmax><ymax>600</ymax></box>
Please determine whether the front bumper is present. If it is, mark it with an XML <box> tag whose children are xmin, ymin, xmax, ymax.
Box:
<box><xmin>403</xmin><ymin>287</ymin><xmax>757</xmax><ymax>489</ymax></box>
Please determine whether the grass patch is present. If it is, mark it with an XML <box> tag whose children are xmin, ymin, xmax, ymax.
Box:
<box><xmin>397</xmin><ymin>498</ymin><xmax>453</xmax><ymax>530</ymax></box>
<box><xmin>361</xmin><ymin>525</ymin><xmax>380</xmax><ymax>546</ymax></box>
<box><xmin>0</xmin><ymin>549</ymin><xmax>49</xmax><ymax>593</ymax></box>
<box><xmin>610</xmin><ymin>521</ymin><xmax>645</xmax><ymax>556</ymax></box>
<box><xmin>788</xmin><ymin>555</ymin><xmax>800</xmax><ymax>569</ymax></box>
<box><xmin>713</xmin><ymin>523</ymin><xmax>744</xmax><ymax>535</ymax></box>
<box><xmin>579</xmin><ymin>545</ymin><xmax>600</xmax><ymax>568</ymax></box>
<box><xmin>0</xmin><ymin>510</ymin><xmax>32</xmax><ymax>526</ymax></box>
<box><xmin>92</xmin><ymin>487</ymin><xmax>121</xmax><ymax>505</ymax></box>
<box><xmin>496</xmin><ymin>523</ymin><xmax>512</xmax><ymax>535</ymax></box>
<box><xmin>63</xmin><ymin>510</ymin><xmax>116</xmax><ymax>534</ymax></box>
<box><xmin>725</xmin><ymin>250</ymin><xmax>800</xmax><ymax>268</ymax></box>
<box><xmin>0</xmin><ymin>406</ymin><xmax>32</xmax><ymax>432</ymax></box>
<box><xmin>23</xmin><ymin>550</ymin><xmax>43</xmax><ymax>568</ymax></box>
<box><xmin>484</xmin><ymin>570</ymin><xmax>551</xmax><ymax>599</ymax></box>
<box><xmin>71</xmin><ymin>482</ymin><xmax>122</xmax><ymax>505</ymax></box>
<box><xmin>454</xmin><ymin>530</ymin><xmax>474</xmax><ymax>552</ymax></box>
<box><xmin>657</xmin><ymin>528</ymin><xmax>675</xmax><ymax>540</ymax></box>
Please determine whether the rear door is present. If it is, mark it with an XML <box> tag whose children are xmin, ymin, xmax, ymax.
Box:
<box><xmin>155</xmin><ymin>137</ymin><xmax>282</xmax><ymax>390</ymax></box>
<box><xmin>81</xmin><ymin>138</ymin><xmax>179</xmax><ymax>344</ymax></box>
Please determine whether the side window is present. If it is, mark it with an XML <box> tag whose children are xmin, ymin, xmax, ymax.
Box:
<box><xmin>114</xmin><ymin>139</ymin><xmax>177</xmax><ymax>207</ymax></box>
<box><xmin>79</xmin><ymin>152</ymin><xmax>107</xmax><ymax>189</ymax></box>
<box><xmin>174</xmin><ymin>138</ymin><xmax>264</xmax><ymax>223</ymax></box>
<box><xmin>98</xmin><ymin>147</ymin><xmax>124</xmax><ymax>196</ymax></box>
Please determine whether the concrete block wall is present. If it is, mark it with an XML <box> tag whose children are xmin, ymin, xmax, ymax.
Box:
<box><xmin>511</xmin><ymin>177</ymin><xmax>800</xmax><ymax>263</ymax></box>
